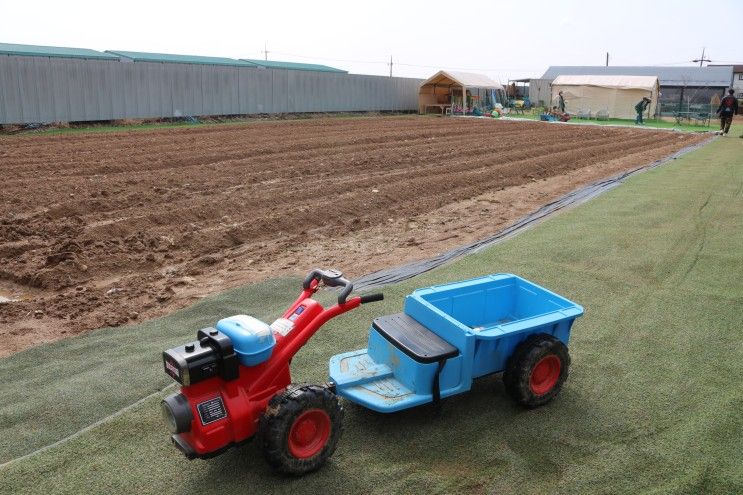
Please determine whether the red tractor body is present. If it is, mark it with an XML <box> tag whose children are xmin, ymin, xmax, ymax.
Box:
<box><xmin>173</xmin><ymin>358</ymin><xmax>292</xmax><ymax>457</ymax></box>
<box><xmin>161</xmin><ymin>269</ymin><xmax>382</xmax><ymax>472</ymax></box>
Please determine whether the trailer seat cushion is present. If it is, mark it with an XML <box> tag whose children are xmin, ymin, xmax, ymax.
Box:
<box><xmin>372</xmin><ymin>313</ymin><xmax>459</xmax><ymax>364</ymax></box>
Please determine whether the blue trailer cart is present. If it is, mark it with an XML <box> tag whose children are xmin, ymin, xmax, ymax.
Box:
<box><xmin>330</xmin><ymin>274</ymin><xmax>583</xmax><ymax>411</ymax></box>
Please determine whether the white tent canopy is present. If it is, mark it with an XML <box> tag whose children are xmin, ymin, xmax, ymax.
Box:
<box><xmin>421</xmin><ymin>70</ymin><xmax>504</xmax><ymax>90</ymax></box>
<box><xmin>419</xmin><ymin>70</ymin><xmax>503</xmax><ymax>114</ymax></box>
<box><xmin>551</xmin><ymin>74</ymin><xmax>660</xmax><ymax>119</ymax></box>
<box><xmin>552</xmin><ymin>75</ymin><xmax>659</xmax><ymax>91</ymax></box>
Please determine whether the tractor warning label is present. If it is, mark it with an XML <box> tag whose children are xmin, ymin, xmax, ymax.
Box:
<box><xmin>197</xmin><ymin>397</ymin><xmax>227</xmax><ymax>425</ymax></box>
<box><xmin>270</xmin><ymin>318</ymin><xmax>294</xmax><ymax>336</ymax></box>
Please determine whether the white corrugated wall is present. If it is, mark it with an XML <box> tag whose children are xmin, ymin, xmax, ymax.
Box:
<box><xmin>0</xmin><ymin>55</ymin><xmax>422</xmax><ymax>124</ymax></box>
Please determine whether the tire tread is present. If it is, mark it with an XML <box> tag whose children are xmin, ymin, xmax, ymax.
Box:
<box><xmin>259</xmin><ymin>384</ymin><xmax>344</xmax><ymax>475</ymax></box>
<box><xmin>503</xmin><ymin>333</ymin><xmax>570</xmax><ymax>408</ymax></box>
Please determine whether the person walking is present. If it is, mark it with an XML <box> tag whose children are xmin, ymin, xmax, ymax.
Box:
<box><xmin>716</xmin><ymin>89</ymin><xmax>738</xmax><ymax>135</ymax></box>
<box><xmin>557</xmin><ymin>91</ymin><xmax>566</xmax><ymax>113</ymax></box>
<box><xmin>635</xmin><ymin>97</ymin><xmax>651</xmax><ymax>125</ymax></box>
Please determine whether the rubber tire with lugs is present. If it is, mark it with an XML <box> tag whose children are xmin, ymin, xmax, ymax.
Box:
<box><xmin>259</xmin><ymin>384</ymin><xmax>344</xmax><ymax>475</ymax></box>
<box><xmin>503</xmin><ymin>334</ymin><xmax>570</xmax><ymax>408</ymax></box>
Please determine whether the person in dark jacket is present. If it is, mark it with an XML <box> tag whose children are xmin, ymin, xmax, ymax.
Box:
<box><xmin>557</xmin><ymin>91</ymin><xmax>566</xmax><ymax>113</ymax></box>
<box><xmin>635</xmin><ymin>97</ymin><xmax>651</xmax><ymax>125</ymax></box>
<box><xmin>716</xmin><ymin>89</ymin><xmax>738</xmax><ymax>135</ymax></box>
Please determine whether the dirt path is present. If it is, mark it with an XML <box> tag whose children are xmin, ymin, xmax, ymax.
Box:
<box><xmin>0</xmin><ymin>116</ymin><xmax>707</xmax><ymax>355</ymax></box>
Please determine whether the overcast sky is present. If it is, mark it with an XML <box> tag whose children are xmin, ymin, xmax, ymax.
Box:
<box><xmin>1</xmin><ymin>0</ymin><xmax>740</xmax><ymax>81</ymax></box>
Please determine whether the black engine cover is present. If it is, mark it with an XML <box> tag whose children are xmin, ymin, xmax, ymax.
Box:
<box><xmin>163</xmin><ymin>328</ymin><xmax>239</xmax><ymax>386</ymax></box>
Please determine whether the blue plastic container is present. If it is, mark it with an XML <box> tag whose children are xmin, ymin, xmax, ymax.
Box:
<box><xmin>215</xmin><ymin>315</ymin><xmax>275</xmax><ymax>366</ymax></box>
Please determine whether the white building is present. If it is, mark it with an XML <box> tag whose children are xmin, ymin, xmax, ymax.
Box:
<box><xmin>709</xmin><ymin>64</ymin><xmax>742</xmax><ymax>113</ymax></box>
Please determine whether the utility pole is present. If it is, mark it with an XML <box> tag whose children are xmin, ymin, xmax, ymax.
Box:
<box><xmin>692</xmin><ymin>47</ymin><xmax>711</xmax><ymax>67</ymax></box>
<box><xmin>262</xmin><ymin>42</ymin><xmax>269</xmax><ymax>61</ymax></box>
<box><xmin>388</xmin><ymin>55</ymin><xmax>393</xmax><ymax>77</ymax></box>
<box><xmin>606</xmin><ymin>52</ymin><xmax>609</xmax><ymax>67</ymax></box>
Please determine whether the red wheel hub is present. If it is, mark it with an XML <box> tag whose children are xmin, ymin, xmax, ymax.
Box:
<box><xmin>529</xmin><ymin>355</ymin><xmax>561</xmax><ymax>395</ymax></box>
<box><xmin>288</xmin><ymin>409</ymin><xmax>331</xmax><ymax>459</ymax></box>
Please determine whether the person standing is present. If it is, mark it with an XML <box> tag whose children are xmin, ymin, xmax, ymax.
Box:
<box><xmin>557</xmin><ymin>91</ymin><xmax>566</xmax><ymax>113</ymax></box>
<box><xmin>635</xmin><ymin>97</ymin><xmax>651</xmax><ymax>125</ymax></box>
<box><xmin>716</xmin><ymin>89</ymin><xmax>738</xmax><ymax>135</ymax></box>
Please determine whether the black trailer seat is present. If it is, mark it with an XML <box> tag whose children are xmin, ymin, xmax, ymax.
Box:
<box><xmin>372</xmin><ymin>313</ymin><xmax>458</xmax><ymax>404</ymax></box>
<box><xmin>372</xmin><ymin>313</ymin><xmax>458</xmax><ymax>363</ymax></box>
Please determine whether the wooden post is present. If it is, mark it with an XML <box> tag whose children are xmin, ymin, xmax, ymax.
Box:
<box><xmin>462</xmin><ymin>86</ymin><xmax>466</xmax><ymax>115</ymax></box>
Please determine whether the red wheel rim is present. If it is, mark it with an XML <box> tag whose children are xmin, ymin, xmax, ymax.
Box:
<box><xmin>529</xmin><ymin>355</ymin><xmax>561</xmax><ymax>395</ymax></box>
<box><xmin>288</xmin><ymin>409</ymin><xmax>331</xmax><ymax>459</ymax></box>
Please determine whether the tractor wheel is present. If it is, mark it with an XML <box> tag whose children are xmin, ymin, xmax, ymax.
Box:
<box><xmin>503</xmin><ymin>334</ymin><xmax>570</xmax><ymax>408</ymax></box>
<box><xmin>259</xmin><ymin>384</ymin><xmax>344</xmax><ymax>475</ymax></box>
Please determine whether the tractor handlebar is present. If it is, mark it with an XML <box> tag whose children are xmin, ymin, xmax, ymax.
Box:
<box><xmin>302</xmin><ymin>268</ymin><xmax>384</xmax><ymax>306</ymax></box>
<box><xmin>302</xmin><ymin>268</ymin><xmax>354</xmax><ymax>305</ymax></box>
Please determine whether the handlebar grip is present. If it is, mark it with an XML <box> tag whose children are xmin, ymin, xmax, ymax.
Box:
<box><xmin>302</xmin><ymin>269</ymin><xmax>322</xmax><ymax>290</ymax></box>
<box><xmin>359</xmin><ymin>293</ymin><xmax>384</xmax><ymax>304</ymax></box>
<box><xmin>302</xmin><ymin>269</ymin><xmax>354</xmax><ymax>304</ymax></box>
<box><xmin>323</xmin><ymin>275</ymin><xmax>349</xmax><ymax>288</ymax></box>
<box><xmin>337</xmin><ymin>281</ymin><xmax>354</xmax><ymax>305</ymax></box>
<box><xmin>303</xmin><ymin>268</ymin><xmax>348</xmax><ymax>289</ymax></box>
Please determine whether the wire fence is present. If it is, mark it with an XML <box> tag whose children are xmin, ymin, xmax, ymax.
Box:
<box><xmin>657</xmin><ymin>86</ymin><xmax>726</xmax><ymax>117</ymax></box>
<box><xmin>658</xmin><ymin>101</ymin><xmax>716</xmax><ymax>116</ymax></box>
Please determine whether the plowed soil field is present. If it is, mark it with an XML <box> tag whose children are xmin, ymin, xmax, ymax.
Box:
<box><xmin>0</xmin><ymin>117</ymin><xmax>707</xmax><ymax>355</ymax></box>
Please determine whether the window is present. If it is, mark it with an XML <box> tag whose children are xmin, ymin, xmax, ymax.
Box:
<box><xmin>739</xmin><ymin>74</ymin><xmax>743</xmax><ymax>80</ymax></box>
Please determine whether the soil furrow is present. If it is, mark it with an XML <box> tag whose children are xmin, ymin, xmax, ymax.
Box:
<box><xmin>0</xmin><ymin>117</ymin><xmax>707</xmax><ymax>356</ymax></box>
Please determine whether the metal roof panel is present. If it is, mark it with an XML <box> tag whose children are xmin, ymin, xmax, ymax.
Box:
<box><xmin>0</xmin><ymin>42</ymin><xmax>118</xmax><ymax>60</ymax></box>
<box><xmin>106</xmin><ymin>50</ymin><xmax>257</xmax><ymax>67</ymax></box>
<box><xmin>239</xmin><ymin>59</ymin><xmax>347</xmax><ymax>73</ymax></box>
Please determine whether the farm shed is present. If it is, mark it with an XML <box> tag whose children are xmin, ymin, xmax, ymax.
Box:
<box><xmin>419</xmin><ymin>70</ymin><xmax>504</xmax><ymax>115</ymax></box>
<box><xmin>527</xmin><ymin>78</ymin><xmax>552</xmax><ymax>107</ymax></box>
<box><xmin>542</xmin><ymin>66</ymin><xmax>732</xmax><ymax>110</ymax></box>
<box><xmin>551</xmin><ymin>75</ymin><xmax>659</xmax><ymax>119</ymax></box>
<box><xmin>709</xmin><ymin>64</ymin><xmax>743</xmax><ymax>114</ymax></box>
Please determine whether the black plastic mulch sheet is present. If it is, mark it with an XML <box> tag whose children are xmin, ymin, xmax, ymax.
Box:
<box><xmin>351</xmin><ymin>136</ymin><xmax>715</xmax><ymax>291</ymax></box>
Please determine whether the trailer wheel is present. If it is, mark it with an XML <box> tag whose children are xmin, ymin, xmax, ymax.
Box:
<box><xmin>259</xmin><ymin>384</ymin><xmax>343</xmax><ymax>475</ymax></box>
<box><xmin>503</xmin><ymin>334</ymin><xmax>570</xmax><ymax>408</ymax></box>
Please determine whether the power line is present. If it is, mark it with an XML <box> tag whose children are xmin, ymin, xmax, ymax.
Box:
<box><xmin>270</xmin><ymin>51</ymin><xmax>386</xmax><ymax>65</ymax></box>
<box><xmin>268</xmin><ymin>50</ymin><xmax>541</xmax><ymax>74</ymax></box>
<box><xmin>395</xmin><ymin>61</ymin><xmax>537</xmax><ymax>72</ymax></box>
<box><xmin>648</xmin><ymin>61</ymin><xmax>698</xmax><ymax>66</ymax></box>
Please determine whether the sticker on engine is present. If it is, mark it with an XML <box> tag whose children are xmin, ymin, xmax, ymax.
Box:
<box><xmin>196</xmin><ymin>397</ymin><xmax>227</xmax><ymax>425</ymax></box>
<box><xmin>270</xmin><ymin>318</ymin><xmax>294</xmax><ymax>336</ymax></box>
<box><xmin>164</xmin><ymin>358</ymin><xmax>180</xmax><ymax>381</ymax></box>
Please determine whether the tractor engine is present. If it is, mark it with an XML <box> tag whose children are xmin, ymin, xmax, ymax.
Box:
<box><xmin>161</xmin><ymin>315</ymin><xmax>277</xmax><ymax>438</ymax></box>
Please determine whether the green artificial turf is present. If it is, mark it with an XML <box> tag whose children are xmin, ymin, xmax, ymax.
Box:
<box><xmin>1</xmin><ymin>134</ymin><xmax>741</xmax><ymax>494</ymax></box>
